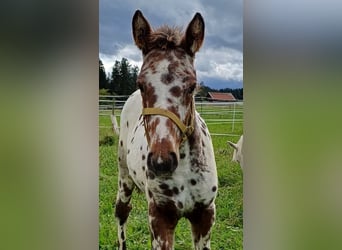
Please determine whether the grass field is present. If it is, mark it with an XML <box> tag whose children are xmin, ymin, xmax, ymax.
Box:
<box><xmin>99</xmin><ymin>104</ymin><xmax>243</xmax><ymax>249</ymax></box>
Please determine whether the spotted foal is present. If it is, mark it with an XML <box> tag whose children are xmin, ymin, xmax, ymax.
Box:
<box><xmin>115</xmin><ymin>10</ymin><xmax>218</xmax><ymax>250</ymax></box>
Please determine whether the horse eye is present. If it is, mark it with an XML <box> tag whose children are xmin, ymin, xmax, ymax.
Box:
<box><xmin>187</xmin><ymin>84</ymin><xmax>196</xmax><ymax>94</ymax></box>
<box><xmin>138</xmin><ymin>83</ymin><xmax>145</xmax><ymax>93</ymax></box>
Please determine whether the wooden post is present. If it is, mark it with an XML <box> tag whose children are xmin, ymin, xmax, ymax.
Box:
<box><xmin>232</xmin><ymin>102</ymin><xmax>236</xmax><ymax>132</ymax></box>
<box><xmin>111</xmin><ymin>96</ymin><xmax>120</xmax><ymax>135</ymax></box>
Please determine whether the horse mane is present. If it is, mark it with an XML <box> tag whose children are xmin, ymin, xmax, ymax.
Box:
<box><xmin>147</xmin><ymin>26</ymin><xmax>184</xmax><ymax>51</ymax></box>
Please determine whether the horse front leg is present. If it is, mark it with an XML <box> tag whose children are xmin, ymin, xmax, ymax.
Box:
<box><xmin>114</xmin><ymin>162</ymin><xmax>135</xmax><ymax>250</ymax></box>
<box><xmin>148</xmin><ymin>200</ymin><xmax>179</xmax><ymax>250</ymax></box>
<box><xmin>187</xmin><ymin>203</ymin><xmax>216</xmax><ymax>250</ymax></box>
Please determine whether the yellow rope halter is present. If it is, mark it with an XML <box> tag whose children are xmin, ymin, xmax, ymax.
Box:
<box><xmin>142</xmin><ymin>102</ymin><xmax>195</xmax><ymax>144</ymax></box>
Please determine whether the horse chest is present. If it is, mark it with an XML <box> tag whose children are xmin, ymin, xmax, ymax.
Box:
<box><xmin>134</xmin><ymin>156</ymin><xmax>215</xmax><ymax>209</ymax></box>
<box><xmin>145</xmin><ymin>169</ymin><xmax>217</xmax><ymax>214</ymax></box>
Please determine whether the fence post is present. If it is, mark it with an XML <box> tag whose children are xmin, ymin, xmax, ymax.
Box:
<box><xmin>232</xmin><ymin>102</ymin><xmax>236</xmax><ymax>132</ymax></box>
<box><xmin>111</xmin><ymin>96</ymin><xmax>120</xmax><ymax>135</ymax></box>
<box><xmin>111</xmin><ymin>96</ymin><xmax>115</xmax><ymax>116</ymax></box>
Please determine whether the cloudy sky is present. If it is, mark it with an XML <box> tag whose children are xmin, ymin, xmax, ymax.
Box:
<box><xmin>99</xmin><ymin>0</ymin><xmax>243</xmax><ymax>89</ymax></box>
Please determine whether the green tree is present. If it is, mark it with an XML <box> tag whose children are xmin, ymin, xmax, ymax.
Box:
<box><xmin>196</xmin><ymin>81</ymin><xmax>214</xmax><ymax>98</ymax></box>
<box><xmin>110</xmin><ymin>61</ymin><xmax>121</xmax><ymax>94</ymax></box>
<box><xmin>99</xmin><ymin>59</ymin><xmax>108</xmax><ymax>90</ymax></box>
<box><xmin>109</xmin><ymin>58</ymin><xmax>139</xmax><ymax>95</ymax></box>
<box><xmin>119</xmin><ymin>58</ymin><xmax>130</xmax><ymax>95</ymax></box>
<box><xmin>128</xmin><ymin>65</ymin><xmax>139</xmax><ymax>94</ymax></box>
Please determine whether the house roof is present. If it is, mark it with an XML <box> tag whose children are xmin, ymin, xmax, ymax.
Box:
<box><xmin>207</xmin><ymin>92</ymin><xmax>236</xmax><ymax>101</ymax></box>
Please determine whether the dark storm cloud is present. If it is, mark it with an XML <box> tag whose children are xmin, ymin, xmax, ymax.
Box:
<box><xmin>99</xmin><ymin>0</ymin><xmax>243</xmax><ymax>89</ymax></box>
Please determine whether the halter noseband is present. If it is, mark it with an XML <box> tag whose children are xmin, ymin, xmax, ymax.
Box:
<box><xmin>142</xmin><ymin>102</ymin><xmax>195</xmax><ymax>144</ymax></box>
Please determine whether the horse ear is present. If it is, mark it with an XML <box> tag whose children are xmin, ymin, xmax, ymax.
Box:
<box><xmin>132</xmin><ymin>10</ymin><xmax>152</xmax><ymax>51</ymax></box>
<box><xmin>182</xmin><ymin>13</ymin><xmax>205</xmax><ymax>55</ymax></box>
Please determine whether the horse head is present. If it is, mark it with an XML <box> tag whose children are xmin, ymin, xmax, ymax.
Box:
<box><xmin>132</xmin><ymin>10</ymin><xmax>204</xmax><ymax>176</ymax></box>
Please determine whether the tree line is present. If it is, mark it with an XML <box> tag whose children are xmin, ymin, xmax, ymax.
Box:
<box><xmin>99</xmin><ymin>58</ymin><xmax>243</xmax><ymax>100</ymax></box>
<box><xmin>99</xmin><ymin>58</ymin><xmax>138</xmax><ymax>96</ymax></box>
<box><xmin>197</xmin><ymin>82</ymin><xmax>243</xmax><ymax>100</ymax></box>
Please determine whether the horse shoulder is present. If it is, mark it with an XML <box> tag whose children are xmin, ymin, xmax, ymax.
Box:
<box><xmin>119</xmin><ymin>91</ymin><xmax>143</xmax><ymax>160</ymax></box>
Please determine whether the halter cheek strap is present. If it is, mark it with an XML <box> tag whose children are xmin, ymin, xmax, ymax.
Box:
<box><xmin>142</xmin><ymin>105</ymin><xmax>194</xmax><ymax>144</ymax></box>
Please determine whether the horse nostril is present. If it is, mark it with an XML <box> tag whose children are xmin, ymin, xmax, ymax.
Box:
<box><xmin>169</xmin><ymin>152</ymin><xmax>178</xmax><ymax>170</ymax></box>
<box><xmin>146</xmin><ymin>151</ymin><xmax>178</xmax><ymax>176</ymax></box>
<box><xmin>147</xmin><ymin>152</ymin><xmax>154</xmax><ymax>170</ymax></box>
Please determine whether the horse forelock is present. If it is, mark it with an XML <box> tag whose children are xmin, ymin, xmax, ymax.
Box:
<box><xmin>146</xmin><ymin>26</ymin><xmax>184</xmax><ymax>52</ymax></box>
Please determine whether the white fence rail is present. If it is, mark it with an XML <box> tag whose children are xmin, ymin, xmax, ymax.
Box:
<box><xmin>99</xmin><ymin>95</ymin><xmax>243</xmax><ymax>137</ymax></box>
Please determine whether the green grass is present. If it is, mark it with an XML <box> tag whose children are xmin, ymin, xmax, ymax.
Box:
<box><xmin>99</xmin><ymin>105</ymin><xmax>243</xmax><ymax>249</ymax></box>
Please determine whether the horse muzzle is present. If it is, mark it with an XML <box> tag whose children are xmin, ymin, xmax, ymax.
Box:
<box><xmin>147</xmin><ymin>151</ymin><xmax>178</xmax><ymax>176</ymax></box>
